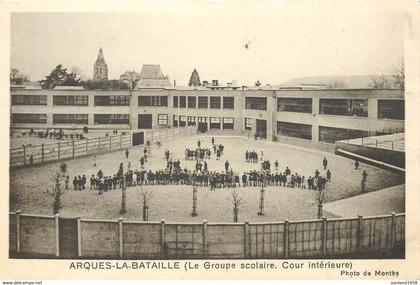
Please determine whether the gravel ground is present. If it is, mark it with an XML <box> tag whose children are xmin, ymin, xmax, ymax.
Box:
<box><xmin>10</xmin><ymin>135</ymin><xmax>404</xmax><ymax>222</ymax></box>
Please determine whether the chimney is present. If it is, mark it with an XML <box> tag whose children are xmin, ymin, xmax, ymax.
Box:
<box><xmin>173</xmin><ymin>80</ymin><xmax>176</xmax><ymax>87</ymax></box>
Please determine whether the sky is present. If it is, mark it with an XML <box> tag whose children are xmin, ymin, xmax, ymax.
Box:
<box><xmin>10</xmin><ymin>3</ymin><xmax>405</xmax><ymax>86</ymax></box>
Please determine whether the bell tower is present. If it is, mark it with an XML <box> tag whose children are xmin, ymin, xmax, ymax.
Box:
<box><xmin>93</xmin><ymin>48</ymin><xmax>108</xmax><ymax>81</ymax></box>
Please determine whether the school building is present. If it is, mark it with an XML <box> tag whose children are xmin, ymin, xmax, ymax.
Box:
<box><xmin>10</xmin><ymin>86</ymin><xmax>404</xmax><ymax>144</ymax></box>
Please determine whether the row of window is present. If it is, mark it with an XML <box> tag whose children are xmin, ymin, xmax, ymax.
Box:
<box><xmin>274</xmin><ymin>121</ymin><xmax>370</xmax><ymax>143</ymax></box>
<box><xmin>173</xmin><ymin>115</ymin><xmax>234</xmax><ymax>129</ymax></box>
<box><xmin>173</xmin><ymin>96</ymin><xmax>234</xmax><ymax>109</ymax></box>
<box><xmin>11</xmin><ymin>113</ymin><xmax>131</xmax><ymax>125</ymax></box>
<box><xmin>11</xmin><ymin>95</ymin><xmax>404</xmax><ymax>120</ymax></box>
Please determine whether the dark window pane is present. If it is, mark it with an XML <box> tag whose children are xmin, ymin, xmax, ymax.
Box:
<box><xmin>277</xmin><ymin>121</ymin><xmax>312</xmax><ymax>140</ymax></box>
<box><xmin>245</xmin><ymin>97</ymin><xmax>267</xmax><ymax>110</ymax></box>
<box><xmin>378</xmin><ymin>100</ymin><xmax>404</xmax><ymax>120</ymax></box>
<box><xmin>277</xmin><ymin>98</ymin><xmax>312</xmax><ymax>113</ymax></box>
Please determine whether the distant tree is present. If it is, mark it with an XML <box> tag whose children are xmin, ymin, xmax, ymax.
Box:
<box><xmin>327</xmin><ymin>80</ymin><xmax>346</xmax><ymax>89</ymax></box>
<box><xmin>370</xmin><ymin>61</ymin><xmax>405</xmax><ymax>90</ymax></box>
<box><xmin>255</xmin><ymin>80</ymin><xmax>261</xmax><ymax>87</ymax></box>
<box><xmin>188</xmin><ymin>69</ymin><xmax>201</xmax><ymax>86</ymax></box>
<box><xmin>10</xmin><ymin>68</ymin><xmax>29</xmax><ymax>85</ymax></box>
<box><xmin>392</xmin><ymin>61</ymin><xmax>405</xmax><ymax>90</ymax></box>
<box><xmin>136</xmin><ymin>187</ymin><xmax>153</xmax><ymax>221</ymax></box>
<box><xmin>81</xmin><ymin>79</ymin><xmax>129</xmax><ymax>90</ymax></box>
<box><xmin>40</xmin><ymin>64</ymin><xmax>81</xmax><ymax>89</ymax></box>
<box><xmin>232</xmin><ymin>190</ymin><xmax>243</xmax><ymax>223</ymax></box>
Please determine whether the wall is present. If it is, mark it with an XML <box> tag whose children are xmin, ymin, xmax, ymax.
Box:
<box><xmin>9</xmin><ymin>212</ymin><xmax>405</xmax><ymax>259</ymax></box>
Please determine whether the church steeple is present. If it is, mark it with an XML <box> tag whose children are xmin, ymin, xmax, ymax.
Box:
<box><xmin>93</xmin><ymin>47</ymin><xmax>108</xmax><ymax>81</ymax></box>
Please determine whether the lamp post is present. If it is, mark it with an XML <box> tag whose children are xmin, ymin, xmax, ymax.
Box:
<box><xmin>191</xmin><ymin>181</ymin><xmax>198</xmax><ymax>216</ymax></box>
<box><xmin>257</xmin><ymin>173</ymin><xmax>267</xmax><ymax>216</ymax></box>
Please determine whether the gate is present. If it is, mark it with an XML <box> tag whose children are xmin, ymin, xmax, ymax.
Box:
<box><xmin>59</xmin><ymin>217</ymin><xmax>78</xmax><ymax>258</ymax></box>
<box><xmin>132</xmin><ymin>132</ymin><xmax>144</xmax><ymax>146</ymax></box>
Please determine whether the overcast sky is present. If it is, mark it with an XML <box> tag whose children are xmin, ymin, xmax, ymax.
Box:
<box><xmin>10</xmin><ymin>3</ymin><xmax>405</xmax><ymax>86</ymax></box>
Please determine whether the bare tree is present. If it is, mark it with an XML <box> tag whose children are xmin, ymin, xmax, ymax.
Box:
<box><xmin>392</xmin><ymin>61</ymin><xmax>405</xmax><ymax>89</ymax></box>
<box><xmin>232</xmin><ymin>190</ymin><xmax>243</xmax><ymax>223</ymax></box>
<box><xmin>136</xmin><ymin>187</ymin><xmax>153</xmax><ymax>221</ymax></box>
<box><xmin>45</xmin><ymin>170</ymin><xmax>66</xmax><ymax>214</ymax></box>
<box><xmin>314</xmin><ymin>189</ymin><xmax>327</xmax><ymax>219</ymax></box>
<box><xmin>369</xmin><ymin>75</ymin><xmax>392</xmax><ymax>89</ymax></box>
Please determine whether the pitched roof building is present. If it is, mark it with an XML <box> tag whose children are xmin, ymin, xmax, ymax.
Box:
<box><xmin>135</xmin><ymin>64</ymin><xmax>172</xmax><ymax>89</ymax></box>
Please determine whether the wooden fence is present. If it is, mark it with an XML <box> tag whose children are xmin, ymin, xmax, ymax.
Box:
<box><xmin>9</xmin><ymin>212</ymin><xmax>405</xmax><ymax>259</ymax></box>
<box><xmin>10</xmin><ymin>126</ymin><xmax>197</xmax><ymax>168</ymax></box>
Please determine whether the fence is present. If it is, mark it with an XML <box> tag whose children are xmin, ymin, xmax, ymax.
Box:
<box><xmin>9</xmin><ymin>212</ymin><xmax>405</xmax><ymax>259</ymax></box>
<box><xmin>10</xmin><ymin>126</ymin><xmax>197</xmax><ymax>168</ymax></box>
<box><xmin>339</xmin><ymin>136</ymin><xmax>405</xmax><ymax>152</ymax></box>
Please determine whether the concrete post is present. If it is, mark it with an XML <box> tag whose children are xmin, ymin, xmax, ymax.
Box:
<box><xmin>85</xmin><ymin>139</ymin><xmax>88</xmax><ymax>155</ymax></box>
<box><xmin>322</xmin><ymin>217</ymin><xmax>327</xmax><ymax>256</ymax></box>
<box><xmin>57</xmin><ymin>142</ymin><xmax>61</xmax><ymax>160</ymax></box>
<box><xmin>118</xmin><ymin>218</ymin><xmax>123</xmax><ymax>259</ymax></box>
<box><xmin>203</xmin><ymin>220</ymin><xmax>208</xmax><ymax>258</ymax></box>
<box><xmin>23</xmin><ymin>145</ymin><xmax>26</xmax><ymax>165</ymax></box>
<box><xmin>54</xmin><ymin>214</ymin><xmax>60</xmax><ymax>257</ymax></box>
<box><xmin>109</xmin><ymin>136</ymin><xmax>112</xmax><ymax>152</ymax></box>
<box><xmin>284</xmin><ymin>220</ymin><xmax>289</xmax><ymax>258</ymax></box>
<box><xmin>161</xmin><ymin>219</ymin><xmax>166</xmax><ymax>259</ymax></box>
<box><xmin>357</xmin><ymin>215</ymin><xmax>364</xmax><ymax>253</ymax></box>
<box><xmin>77</xmin><ymin>217</ymin><xmax>82</xmax><ymax>257</ymax></box>
<box><xmin>72</xmin><ymin>140</ymin><xmax>75</xmax><ymax>158</ymax></box>
<box><xmin>244</xmin><ymin>221</ymin><xmax>249</xmax><ymax>258</ymax></box>
<box><xmin>41</xmin><ymin>144</ymin><xmax>45</xmax><ymax>163</ymax></box>
<box><xmin>16</xmin><ymin>210</ymin><xmax>21</xmax><ymax>253</ymax></box>
<box><xmin>390</xmin><ymin>212</ymin><xmax>396</xmax><ymax>248</ymax></box>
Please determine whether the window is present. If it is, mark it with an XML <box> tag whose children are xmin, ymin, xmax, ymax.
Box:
<box><xmin>277</xmin><ymin>121</ymin><xmax>312</xmax><ymax>140</ymax></box>
<box><xmin>277</xmin><ymin>98</ymin><xmax>312</xmax><ymax>113</ymax></box>
<box><xmin>223</xmin><ymin>97</ymin><xmax>234</xmax><ymax>109</ymax></box>
<box><xmin>11</xmin><ymin>113</ymin><xmax>47</xmax><ymax>124</ymax></box>
<box><xmin>173</xmin><ymin>96</ymin><xmax>178</xmax><ymax>108</ymax></box>
<box><xmin>198</xmin><ymin>117</ymin><xmax>208</xmax><ymax>123</ymax></box>
<box><xmin>319</xmin><ymin>99</ymin><xmax>368</xmax><ymax>117</ymax></box>
<box><xmin>12</xmin><ymin>95</ymin><xmax>47</xmax><ymax>106</ymax></box>
<box><xmin>245</xmin><ymin>118</ymin><xmax>252</xmax><ymax>130</ymax></box>
<box><xmin>210</xmin><ymin>117</ymin><xmax>221</xmax><ymax>129</ymax></box>
<box><xmin>319</xmin><ymin>126</ymin><xmax>369</xmax><ymax>144</ymax></box>
<box><xmin>53</xmin><ymin>95</ymin><xmax>88</xmax><ymax>106</ymax></box>
<box><xmin>223</xmin><ymin>117</ymin><xmax>234</xmax><ymax>130</ymax></box>
<box><xmin>210</xmin><ymin>97</ymin><xmax>221</xmax><ymax>109</ymax></box>
<box><xmin>94</xmin><ymin>114</ymin><xmax>129</xmax><ymax>124</ymax></box>
<box><xmin>53</xmin><ymin>114</ymin><xmax>88</xmax><ymax>124</ymax></box>
<box><xmin>187</xmin><ymin>116</ymin><xmax>196</xmax><ymax>126</ymax></box>
<box><xmin>95</xmin><ymin>95</ymin><xmax>130</xmax><ymax>106</ymax></box>
<box><xmin>245</xmin><ymin>97</ymin><xmax>267</xmax><ymax>110</ymax></box>
<box><xmin>173</xmin><ymin>115</ymin><xmax>178</xmax><ymax>127</ymax></box>
<box><xmin>198</xmin><ymin>96</ymin><xmax>208</xmax><ymax>108</ymax></box>
<box><xmin>179</xmin><ymin>96</ymin><xmax>186</xmax><ymax>108</ymax></box>
<box><xmin>188</xmin><ymin>96</ymin><xmax>196</xmax><ymax>108</ymax></box>
<box><xmin>158</xmin><ymin>114</ymin><xmax>168</xmax><ymax>126</ymax></box>
<box><xmin>138</xmin><ymin>96</ymin><xmax>168</xmax><ymax>106</ymax></box>
<box><xmin>179</xmin><ymin>115</ymin><xmax>187</xmax><ymax>127</ymax></box>
<box><xmin>378</xmin><ymin>100</ymin><xmax>404</xmax><ymax>120</ymax></box>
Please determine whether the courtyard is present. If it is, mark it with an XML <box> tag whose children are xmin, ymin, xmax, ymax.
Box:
<box><xmin>9</xmin><ymin>134</ymin><xmax>405</xmax><ymax>222</ymax></box>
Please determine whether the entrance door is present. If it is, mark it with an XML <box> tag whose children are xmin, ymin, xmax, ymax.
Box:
<box><xmin>132</xmin><ymin>132</ymin><xmax>144</xmax><ymax>146</ymax></box>
<box><xmin>256</xmin><ymin>119</ymin><xmax>267</xmax><ymax>139</ymax></box>
<box><xmin>198</xmin><ymin>117</ymin><xmax>208</xmax><ymax>133</ymax></box>
<box><xmin>59</xmin><ymin>217</ymin><xmax>78</xmax><ymax>258</ymax></box>
<box><xmin>138</xmin><ymin>114</ymin><xmax>153</xmax><ymax>129</ymax></box>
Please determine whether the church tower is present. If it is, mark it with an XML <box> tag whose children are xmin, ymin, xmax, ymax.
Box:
<box><xmin>93</xmin><ymin>48</ymin><xmax>108</xmax><ymax>81</ymax></box>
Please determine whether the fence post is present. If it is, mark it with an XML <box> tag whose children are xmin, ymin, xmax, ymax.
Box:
<box><xmin>375</xmin><ymin>139</ymin><xmax>378</xmax><ymax>148</ymax></box>
<box><xmin>109</xmin><ymin>136</ymin><xmax>112</xmax><ymax>152</ymax></box>
<box><xmin>391</xmin><ymin>141</ymin><xmax>394</xmax><ymax>151</ymax></box>
<box><xmin>322</xmin><ymin>217</ymin><xmax>327</xmax><ymax>256</ymax></box>
<box><xmin>57</xmin><ymin>142</ymin><xmax>61</xmax><ymax>160</ymax></box>
<box><xmin>16</xmin><ymin>210</ymin><xmax>21</xmax><ymax>253</ymax></box>
<box><xmin>203</xmin><ymin>220</ymin><xmax>208</xmax><ymax>258</ymax></box>
<box><xmin>85</xmin><ymin>139</ymin><xmax>88</xmax><ymax>155</ymax></box>
<box><xmin>41</xmin><ymin>144</ymin><xmax>45</xmax><ymax>163</ymax></box>
<box><xmin>118</xmin><ymin>218</ymin><xmax>123</xmax><ymax>259</ymax></box>
<box><xmin>390</xmin><ymin>212</ymin><xmax>396</xmax><ymax>248</ymax></box>
<box><xmin>72</xmin><ymin>140</ymin><xmax>75</xmax><ymax>158</ymax></box>
<box><xmin>161</xmin><ymin>219</ymin><xmax>166</xmax><ymax>259</ymax></box>
<box><xmin>284</xmin><ymin>220</ymin><xmax>289</xmax><ymax>258</ymax></box>
<box><xmin>97</xmin><ymin>137</ymin><xmax>100</xmax><ymax>151</ymax></box>
<box><xmin>120</xmin><ymin>134</ymin><xmax>123</xmax><ymax>149</ymax></box>
<box><xmin>23</xmin><ymin>145</ymin><xmax>26</xmax><ymax>165</ymax></box>
<box><xmin>77</xmin><ymin>217</ymin><xmax>82</xmax><ymax>257</ymax></box>
<box><xmin>244</xmin><ymin>221</ymin><xmax>250</xmax><ymax>258</ymax></box>
<box><xmin>54</xmin><ymin>214</ymin><xmax>60</xmax><ymax>257</ymax></box>
<box><xmin>357</xmin><ymin>215</ymin><xmax>364</xmax><ymax>253</ymax></box>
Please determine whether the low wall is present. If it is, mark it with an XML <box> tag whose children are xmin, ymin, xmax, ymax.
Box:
<box><xmin>335</xmin><ymin>141</ymin><xmax>405</xmax><ymax>169</ymax></box>
<box><xmin>9</xmin><ymin>212</ymin><xmax>405</xmax><ymax>259</ymax></box>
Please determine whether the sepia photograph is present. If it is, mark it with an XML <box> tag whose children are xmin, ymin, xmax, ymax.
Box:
<box><xmin>2</xmin><ymin>1</ymin><xmax>419</xmax><ymax>281</ymax></box>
